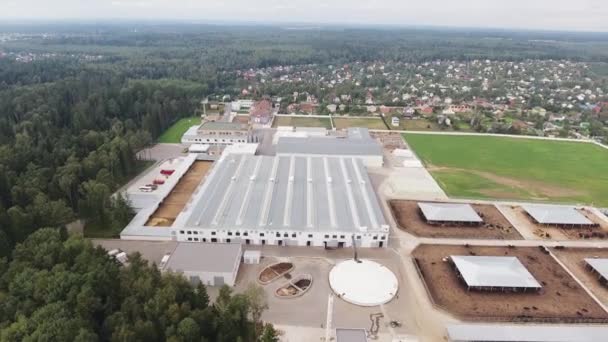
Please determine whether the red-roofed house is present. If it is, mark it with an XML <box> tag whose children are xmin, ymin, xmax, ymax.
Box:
<box><xmin>250</xmin><ymin>99</ymin><xmax>273</xmax><ymax>125</ymax></box>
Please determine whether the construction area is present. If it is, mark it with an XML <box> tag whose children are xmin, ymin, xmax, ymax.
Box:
<box><xmin>412</xmin><ymin>244</ymin><xmax>608</xmax><ymax>322</ymax></box>
<box><xmin>145</xmin><ymin>161</ymin><xmax>213</xmax><ymax>226</ymax></box>
<box><xmin>389</xmin><ymin>200</ymin><xmax>522</xmax><ymax>239</ymax></box>
<box><xmin>502</xmin><ymin>205</ymin><xmax>608</xmax><ymax>240</ymax></box>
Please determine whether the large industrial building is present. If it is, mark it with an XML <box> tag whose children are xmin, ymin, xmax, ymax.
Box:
<box><xmin>446</xmin><ymin>324</ymin><xmax>608</xmax><ymax>342</ymax></box>
<box><xmin>121</xmin><ymin>128</ymin><xmax>390</xmax><ymax>248</ymax></box>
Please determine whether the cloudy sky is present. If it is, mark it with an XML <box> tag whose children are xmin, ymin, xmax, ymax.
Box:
<box><xmin>1</xmin><ymin>0</ymin><xmax>607</xmax><ymax>32</ymax></box>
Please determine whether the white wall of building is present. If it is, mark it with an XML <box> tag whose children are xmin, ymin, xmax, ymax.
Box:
<box><xmin>182</xmin><ymin>135</ymin><xmax>248</xmax><ymax>145</ymax></box>
<box><xmin>175</xmin><ymin>228</ymin><xmax>389</xmax><ymax>248</ymax></box>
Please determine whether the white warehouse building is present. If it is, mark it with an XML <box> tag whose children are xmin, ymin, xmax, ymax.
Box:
<box><xmin>172</xmin><ymin>153</ymin><xmax>390</xmax><ymax>248</ymax></box>
<box><xmin>121</xmin><ymin>152</ymin><xmax>390</xmax><ymax>248</ymax></box>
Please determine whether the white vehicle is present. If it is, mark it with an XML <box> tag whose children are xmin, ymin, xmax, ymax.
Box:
<box><xmin>115</xmin><ymin>252</ymin><xmax>128</xmax><ymax>265</ymax></box>
<box><xmin>107</xmin><ymin>249</ymin><xmax>121</xmax><ymax>257</ymax></box>
<box><xmin>139</xmin><ymin>185</ymin><xmax>155</xmax><ymax>192</ymax></box>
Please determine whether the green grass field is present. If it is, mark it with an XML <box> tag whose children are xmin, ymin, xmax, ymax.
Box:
<box><xmin>272</xmin><ymin>116</ymin><xmax>332</xmax><ymax>129</ymax></box>
<box><xmin>333</xmin><ymin>117</ymin><xmax>388</xmax><ymax>130</ymax></box>
<box><xmin>404</xmin><ymin>133</ymin><xmax>608</xmax><ymax>206</ymax></box>
<box><xmin>157</xmin><ymin>116</ymin><xmax>200</xmax><ymax>143</ymax></box>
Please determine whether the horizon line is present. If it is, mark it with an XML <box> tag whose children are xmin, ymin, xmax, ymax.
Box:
<box><xmin>0</xmin><ymin>18</ymin><xmax>607</xmax><ymax>35</ymax></box>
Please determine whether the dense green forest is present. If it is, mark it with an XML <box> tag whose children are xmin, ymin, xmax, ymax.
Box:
<box><xmin>0</xmin><ymin>23</ymin><xmax>607</xmax><ymax>340</ymax></box>
<box><xmin>0</xmin><ymin>228</ymin><xmax>277</xmax><ymax>341</ymax></box>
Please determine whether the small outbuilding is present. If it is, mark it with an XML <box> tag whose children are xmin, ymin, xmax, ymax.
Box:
<box><xmin>450</xmin><ymin>255</ymin><xmax>541</xmax><ymax>292</ymax></box>
<box><xmin>585</xmin><ymin>258</ymin><xmax>608</xmax><ymax>286</ymax></box>
<box><xmin>243</xmin><ymin>250</ymin><xmax>262</xmax><ymax>264</ymax></box>
<box><xmin>522</xmin><ymin>205</ymin><xmax>596</xmax><ymax>227</ymax></box>
<box><xmin>163</xmin><ymin>242</ymin><xmax>242</xmax><ymax>286</ymax></box>
<box><xmin>418</xmin><ymin>202</ymin><xmax>483</xmax><ymax>225</ymax></box>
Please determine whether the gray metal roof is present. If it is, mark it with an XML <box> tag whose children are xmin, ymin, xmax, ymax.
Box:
<box><xmin>276</xmin><ymin>127</ymin><xmax>382</xmax><ymax>156</ymax></box>
<box><xmin>199</xmin><ymin>121</ymin><xmax>249</xmax><ymax>131</ymax></box>
<box><xmin>522</xmin><ymin>205</ymin><xmax>594</xmax><ymax>225</ymax></box>
<box><xmin>179</xmin><ymin>154</ymin><xmax>388</xmax><ymax>233</ymax></box>
<box><xmin>447</xmin><ymin>324</ymin><xmax>608</xmax><ymax>342</ymax></box>
<box><xmin>585</xmin><ymin>258</ymin><xmax>608</xmax><ymax>279</ymax></box>
<box><xmin>335</xmin><ymin>328</ymin><xmax>368</xmax><ymax>342</ymax></box>
<box><xmin>451</xmin><ymin>255</ymin><xmax>542</xmax><ymax>289</ymax></box>
<box><xmin>418</xmin><ymin>202</ymin><xmax>483</xmax><ymax>223</ymax></box>
<box><xmin>164</xmin><ymin>242</ymin><xmax>242</xmax><ymax>273</ymax></box>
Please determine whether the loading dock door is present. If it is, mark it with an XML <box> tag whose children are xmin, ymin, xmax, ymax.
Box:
<box><xmin>213</xmin><ymin>276</ymin><xmax>225</xmax><ymax>286</ymax></box>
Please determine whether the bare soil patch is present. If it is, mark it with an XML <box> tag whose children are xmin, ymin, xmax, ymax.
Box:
<box><xmin>412</xmin><ymin>244</ymin><xmax>608</xmax><ymax>322</ymax></box>
<box><xmin>552</xmin><ymin>247</ymin><xmax>608</xmax><ymax>307</ymax></box>
<box><xmin>146</xmin><ymin>161</ymin><xmax>213</xmax><ymax>226</ymax></box>
<box><xmin>389</xmin><ymin>200</ymin><xmax>522</xmax><ymax>239</ymax></box>
<box><xmin>258</xmin><ymin>262</ymin><xmax>295</xmax><ymax>285</ymax></box>
<box><xmin>510</xmin><ymin>206</ymin><xmax>608</xmax><ymax>240</ymax></box>
<box><xmin>370</xmin><ymin>131</ymin><xmax>406</xmax><ymax>150</ymax></box>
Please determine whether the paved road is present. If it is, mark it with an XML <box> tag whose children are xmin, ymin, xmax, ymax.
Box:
<box><xmin>137</xmin><ymin>143</ymin><xmax>186</xmax><ymax>161</ymax></box>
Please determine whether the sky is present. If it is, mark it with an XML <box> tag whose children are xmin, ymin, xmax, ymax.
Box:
<box><xmin>1</xmin><ymin>0</ymin><xmax>607</xmax><ymax>32</ymax></box>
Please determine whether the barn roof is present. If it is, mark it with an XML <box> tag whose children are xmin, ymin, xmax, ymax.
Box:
<box><xmin>418</xmin><ymin>202</ymin><xmax>483</xmax><ymax>223</ymax></box>
<box><xmin>447</xmin><ymin>324</ymin><xmax>608</xmax><ymax>342</ymax></box>
<box><xmin>522</xmin><ymin>205</ymin><xmax>594</xmax><ymax>225</ymax></box>
<box><xmin>585</xmin><ymin>258</ymin><xmax>608</xmax><ymax>279</ymax></box>
<box><xmin>451</xmin><ymin>255</ymin><xmax>541</xmax><ymax>289</ymax></box>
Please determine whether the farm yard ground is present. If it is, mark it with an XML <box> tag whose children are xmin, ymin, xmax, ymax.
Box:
<box><xmin>389</xmin><ymin>200</ymin><xmax>522</xmax><ymax>240</ymax></box>
<box><xmin>370</xmin><ymin>131</ymin><xmax>406</xmax><ymax>150</ymax></box>
<box><xmin>500</xmin><ymin>205</ymin><xmax>608</xmax><ymax>240</ymax></box>
<box><xmin>404</xmin><ymin>134</ymin><xmax>608</xmax><ymax>206</ymax></box>
<box><xmin>333</xmin><ymin>117</ymin><xmax>388</xmax><ymax>130</ymax></box>
<box><xmin>145</xmin><ymin>161</ymin><xmax>212</xmax><ymax>226</ymax></box>
<box><xmin>157</xmin><ymin>116</ymin><xmax>201</xmax><ymax>143</ymax></box>
<box><xmin>272</xmin><ymin>115</ymin><xmax>332</xmax><ymax>129</ymax></box>
<box><xmin>231</xmin><ymin>253</ymin><xmax>412</xmax><ymax>341</ymax></box>
<box><xmin>552</xmin><ymin>247</ymin><xmax>608</xmax><ymax>307</ymax></box>
<box><xmin>412</xmin><ymin>244</ymin><xmax>608</xmax><ymax>323</ymax></box>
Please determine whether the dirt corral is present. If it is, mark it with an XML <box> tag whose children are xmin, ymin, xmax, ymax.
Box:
<box><xmin>412</xmin><ymin>244</ymin><xmax>608</xmax><ymax>322</ymax></box>
<box><xmin>258</xmin><ymin>262</ymin><xmax>295</xmax><ymax>285</ymax></box>
<box><xmin>390</xmin><ymin>200</ymin><xmax>522</xmax><ymax>239</ymax></box>
<box><xmin>146</xmin><ymin>161</ymin><xmax>213</xmax><ymax>226</ymax></box>
<box><xmin>509</xmin><ymin>206</ymin><xmax>608</xmax><ymax>240</ymax></box>
<box><xmin>552</xmin><ymin>247</ymin><xmax>608</xmax><ymax>306</ymax></box>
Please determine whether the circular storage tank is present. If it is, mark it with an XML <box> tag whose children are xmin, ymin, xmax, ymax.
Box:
<box><xmin>329</xmin><ymin>259</ymin><xmax>398</xmax><ymax>306</ymax></box>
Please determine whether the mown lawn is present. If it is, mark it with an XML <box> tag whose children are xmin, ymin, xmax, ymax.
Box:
<box><xmin>404</xmin><ymin>133</ymin><xmax>608</xmax><ymax>206</ymax></box>
<box><xmin>272</xmin><ymin>116</ymin><xmax>332</xmax><ymax>128</ymax></box>
<box><xmin>157</xmin><ymin>116</ymin><xmax>200</xmax><ymax>143</ymax></box>
<box><xmin>333</xmin><ymin>117</ymin><xmax>388</xmax><ymax>130</ymax></box>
